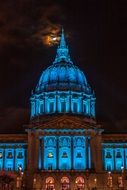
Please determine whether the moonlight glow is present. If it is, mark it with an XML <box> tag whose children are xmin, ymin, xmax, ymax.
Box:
<box><xmin>43</xmin><ymin>33</ymin><xmax>60</xmax><ymax>46</ymax></box>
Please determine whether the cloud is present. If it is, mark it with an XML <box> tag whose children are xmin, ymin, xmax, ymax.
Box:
<box><xmin>0</xmin><ymin>1</ymin><xmax>63</xmax><ymax>50</ymax></box>
<box><xmin>33</xmin><ymin>4</ymin><xmax>61</xmax><ymax>45</ymax></box>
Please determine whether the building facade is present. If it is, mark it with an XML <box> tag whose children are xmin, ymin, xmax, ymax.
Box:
<box><xmin>0</xmin><ymin>29</ymin><xmax>127</xmax><ymax>190</ymax></box>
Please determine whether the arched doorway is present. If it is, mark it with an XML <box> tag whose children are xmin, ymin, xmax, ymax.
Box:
<box><xmin>75</xmin><ymin>177</ymin><xmax>85</xmax><ymax>190</ymax></box>
<box><xmin>46</xmin><ymin>177</ymin><xmax>55</xmax><ymax>190</ymax></box>
<box><xmin>61</xmin><ymin>176</ymin><xmax>70</xmax><ymax>190</ymax></box>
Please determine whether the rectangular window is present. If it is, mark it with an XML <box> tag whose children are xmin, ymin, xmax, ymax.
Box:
<box><xmin>40</xmin><ymin>103</ymin><xmax>44</xmax><ymax>113</ymax></box>
<box><xmin>73</xmin><ymin>102</ymin><xmax>78</xmax><ymax>112</ymax></box>
<box><xmin>107</xmin><ymin>164</ymin><xmax>111</xmax><ymax>171</ymax></box>
<box><xmin>106</xmin><ymin>152</ymin><xmax>112</xmax><ymax>158</ymax></box>
<box><xmin>62</xmin><ymin>152</ymin><xmax>68</xmax><ymax>158</ymax></box>
<box><xmin>48</xmin><ymin>152</ymin><xmax>54</xmax><ymax>158</ymax></box>
<box><xmin>50</xmin><ymin>102</ymin><xmax>54</xmax><ymax>113</ymax></box>
<box><xmin>83</xmin><ymin>104</ymin><xmax>86</xmax><ymax>113</ymax></box>
<box><xmin>7</xmin><ymin>152</ymin><xmax>13</xmax><ymax>159</ymax></box>
<box><xmin>48</xmin><ymin>164</ymin><xmax>52</xmax><ymax>170</ymax></box>
<box><xmin>61</xmin><ymin>101</ymin><xmax>66</xmax><ymax>112</ymax></box>
<box><xmin>17</xmin><ymin>152</ymin><xmax>23</xmax><ymax>159</ymax></box>
<box><xmin>116</xmin><ymin>152</ymin><xmax>122</xmax><ymax>158</ymax></box>
<box><xmin>76</xmin><ymin>152</ymin><xmax>82</xmax><ymax>158</ymax></box>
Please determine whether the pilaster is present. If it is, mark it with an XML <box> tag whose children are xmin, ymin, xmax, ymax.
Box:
<box><xmin>27</xmin><ymin>130</ymin><xmax>36</xmax><ymax>190</ymax></box>
<box><xmin>90</xmin><ymin>131</ymin><xmax>103</xmax><ymax>172</ymax></box>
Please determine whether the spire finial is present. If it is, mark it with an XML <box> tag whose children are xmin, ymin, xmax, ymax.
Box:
<box><xmin>62</xmin><ymin>27</ymin><xmax>64</xmax><ymax>33</ymax></box>
<box><xmin>59</xmin><ymin>27</ymin><xmax>66</xmax><ymax>48</ymax></box>
<box><xmin>53</xmin><ymin>28</ymin><xmax>73</xmax><ymax>64</ymax></box>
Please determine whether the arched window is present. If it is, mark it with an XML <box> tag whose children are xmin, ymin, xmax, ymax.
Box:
<box><xmin>61</xmin><ymin>177</ymin><xmax>70</xmax><ymax>190</ymax></box>
<box><xmin>46</xmin><ymin>177</ymin><xmax>55</xmax><ymax>190</ymax></box>
<box><xmin>75</xmin><ymin>177</ymin><xmax>85</xmax><ymax>190</ymax></box>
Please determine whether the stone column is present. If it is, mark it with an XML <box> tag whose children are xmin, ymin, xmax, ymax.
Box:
<box><xmin>26</xmin><ymin>130</ymin><xmax>36</xmax><ymax>190</ymax></box>
<box><xmin>13</xmin><ymin>148</ymin><xmax>16</xmax><ymax>171</ymax></box>
<box><xmin>124</xmin><ymin>148</ymin><xmax>126</xmax><ymax>169</ymax></box>
<box><xmin>3</xmin><ymin>148</ymin><xmax>5</xmax><ymax>170</ymax></box>
<box><xmin>90</xmin><ymin>132</ymin><xmax>102</xmax><ymax>172</ymax></box>
<box><xmin>90</xmin><ymin>135</ymin><xmax>96</xmax><ymax>169</ymax></box>
<box><xmin>34</xmin><ymin>131</ymin><xmax>40</xmax><ymax>170</ymax></box>
<box><xmin>56</xmin><ymin>136</ymin><xmax>59</xmax><ymax>170</ymax></box>
<box><xmin>113</xmin><ymin>148</ymin><xmax>116</xmax><ymax>170</ymax></box>
<box><xmin>69</xmin><ymin>92</ymin><xmax>72</xmax><ymax>112</ymax></box>
<box><xmin>86</xmin><ymin>137</ymin><xmax>88</xmax><ymax>168</ymax></box>
<box><xmin>71</xmin><ymin>136</ymin><xmax>73</xmax><ymax>169</ymax></box>
<box><xmin>41</xmin><ymin>138</ymin><xmax>44</xmax><ymax>169</ymax></box>
<box><xmin>95</xmin><ymin>134</ymin><xmax>103</xmax><ymax>172</ymax></box>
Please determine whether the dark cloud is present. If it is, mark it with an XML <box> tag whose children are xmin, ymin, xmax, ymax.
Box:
<box><xmin>0</xmin><ymin>0</ymin><xmax>63</xmax><ymax>50</ymax></box>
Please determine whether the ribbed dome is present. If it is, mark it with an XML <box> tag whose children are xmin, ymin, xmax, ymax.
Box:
<box><xmin>36</xmin><ymin>61</ymin><xmax>87</xmax><ymax>93</ymax></box>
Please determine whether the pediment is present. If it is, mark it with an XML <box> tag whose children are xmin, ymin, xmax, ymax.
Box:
<box><xmin>31</xmin><ymin>114</ymin><xmax>98</xmax><ymax>130</ymax></box>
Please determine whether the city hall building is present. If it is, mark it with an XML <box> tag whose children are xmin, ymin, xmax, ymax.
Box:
<box><xmin>0</xmin><ymin>29</ymin><xmax>127</xmax><ymax>190</ymax></box>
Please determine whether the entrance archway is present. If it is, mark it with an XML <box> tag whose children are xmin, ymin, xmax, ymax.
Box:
<box><xmin>75</xmin><ymin>177</ymin><xmax>85</xmax><ymax>190</ymax></box>
<box><xmin>46</xmin><ymin>177</ymin><xmax>55</xmax><ymax>190</ymax></box>
<box><xmin>61</xmin><ymin>177</ymin><xmax>70</xmax><ymax>190</ymax></box>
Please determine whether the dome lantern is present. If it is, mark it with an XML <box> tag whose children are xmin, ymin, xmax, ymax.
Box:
<box><xmin>53</xmin><ymin>28</ymin><xmax>73</xmax><ymax>64</ymax></box>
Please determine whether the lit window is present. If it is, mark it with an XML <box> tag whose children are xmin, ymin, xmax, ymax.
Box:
<box><xmin>48</xmin><ymin>153</ymin><xmax>54</xmax><ymax>158</ymax></box>
<box><xmin>106</xmin><ymin>152</ymin><xmax>112</xmax><ymax>158</ymax></box>
<box><xmin>0</xmin><ymin>152</ymin><xmax>3</xmax><ymax>159</ymax></box>
<box><xmin>17</xmin><ymin>152</ymin><xmax>23</xmax><ymax>159</ymax></box>
<box><xmin>116</xmin><ymin>152</ymin><xmax>122</xmax><ymax>158</ymax></box>
<box><xmin>48</xmin><ymin>164</ymin><xmax>52</xmax><ymax>170</ymax></box>
<box><xmin>61</xmin><ymin>101</ymin><xmax>66</xmax><ymax>112</ymax></box>
<box><xmin>83</xmin><ymin>104</ymin><xmax>86</xmax><ymax>113</ymax></box>
<box><xmin>7</xmin><ymin>152</ymin><xmax>13</xmax><ymax>159</ymax></box>
<box><xmin>73</xmin><ymin>102</ymin><xmax>78</xmax><ymax>112</ymax></box>
<box><xmin>62</xmin><ymin>152</ymin><xmax>68</xmax><ymax>158</ymax></box>
<box><xmin>76</xmin><ymin>153</ymin><xmax>82</xmax><ymax>158</ymax></box>
<box><xmin>50</xmin><ymin>102</ymin><xmax>54</xmax><ymax>113</ymax></box>
<box><xmin>40</xmin><ymin>103</ymin><xmax>44</xmax><ymax>113</ymax></box>
<box><xmin>116</xmin><ymin>163</ymin><xmax>122</xmax><ymax>170</ymax></box>
<box><xmin>107</xmin><ymin>164</ymin><xmax>111</xmax><ymax>171</ymax></box>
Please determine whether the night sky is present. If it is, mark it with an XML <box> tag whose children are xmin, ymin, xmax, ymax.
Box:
<box><xmin>0</xmin><ymin>0</ymin><xmax>127</xmax><ymax>133</ymax></box>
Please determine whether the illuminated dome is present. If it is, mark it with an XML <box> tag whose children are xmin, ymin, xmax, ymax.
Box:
<box><xmin>36</xmin><ymin>62</ymin><xmax>88</xmax><ymax>93</ymax></box>
<box><xmin>35</xmin><ymin>29</ymin><xmax>88</xmax><ymax>93</ymax></box>
<box><xmin>30</xmin><ymin>29</ymin><xmax>96</xmax><ymax>118</ymax></box>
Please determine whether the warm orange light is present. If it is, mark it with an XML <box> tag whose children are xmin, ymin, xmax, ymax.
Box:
<box><xmin>42</xmin><ymin>31</ymin><xmax>60</xmax><ymax>47</ymax></box>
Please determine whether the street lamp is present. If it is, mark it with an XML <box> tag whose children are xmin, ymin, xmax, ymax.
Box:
<box><xmin>94</xmin><ymin>178</ymin><xmax>97</xmax><ymax>189</ymax></box>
